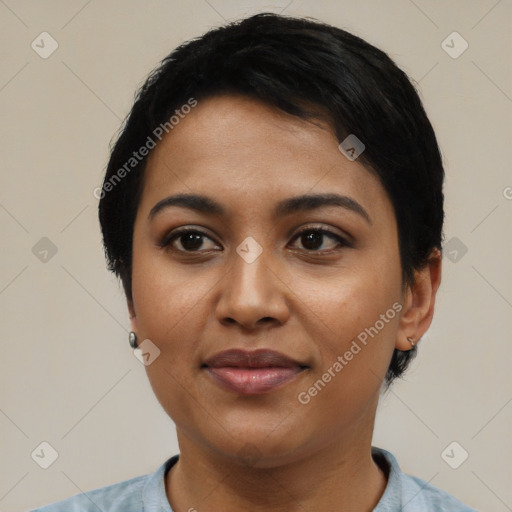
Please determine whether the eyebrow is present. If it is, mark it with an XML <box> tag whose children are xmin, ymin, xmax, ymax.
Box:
<box><xmin>148</xmin><ymin>192</ymin><xmax>372</xmax><ymax>225</ymax></box>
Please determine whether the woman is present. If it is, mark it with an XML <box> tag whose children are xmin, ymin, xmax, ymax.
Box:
<box><xmin>32</xmin><ymin>12</ymin><xmax>476</xmax><ymax>511</ymax></box>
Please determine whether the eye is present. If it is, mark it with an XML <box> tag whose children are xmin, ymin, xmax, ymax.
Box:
<box><xmin>289</xmin><ymin>226</ymin><xmax>351</xmax><ymax>252</ymax></box>
<box><xmin>159</xmin><ymin>228</ymin><xmax>220</xmax><ymax>253</ymax></box>
<box><xmin>159</xmin><ymin>225</ymin><xmax>351</xmax><ymax>255</ymax></box>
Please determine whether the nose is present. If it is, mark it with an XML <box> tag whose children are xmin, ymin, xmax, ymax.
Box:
<box><xmin>215</xmin><ymin>246</ymin><xmax>291</xmax><ymax>330</ymax></box>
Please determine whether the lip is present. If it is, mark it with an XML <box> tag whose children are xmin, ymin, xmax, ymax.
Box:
<box><xmin>203</xmin><ymin>349</ymin><xmax>308</xmax><ymax>395</ymax></box>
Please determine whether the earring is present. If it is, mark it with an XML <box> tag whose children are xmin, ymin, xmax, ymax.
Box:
<box><xmin>407</xmin><ymin>336</ymin><xmax>415</xmax><ymax>347</ymax></box>
<box><xmin>129</xmin><ymin>331</ymin><xmax>138</xmax><ymax>349</ymax></box>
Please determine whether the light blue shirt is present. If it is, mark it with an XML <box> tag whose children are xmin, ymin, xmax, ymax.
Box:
<box><xmin>29</xmin><ymin>447</ymin><xmax>477</xmax><ymax>511</ymax></box>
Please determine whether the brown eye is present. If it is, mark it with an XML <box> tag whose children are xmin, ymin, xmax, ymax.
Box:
<box><xmin>290</xmin><ymin>228</ymin><xmax>350</xmax><ymax>252</ymax></box>
<box><xmin>160</xmin><ymin>229</ymin><xmax>220</xmax><ymax>253</ymax></box>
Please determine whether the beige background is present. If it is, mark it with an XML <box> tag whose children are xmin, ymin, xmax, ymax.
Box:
<box><xmin>1</xmin><ymin>1</ymin><xmax>511</xmax><ymax>510</ymax></box>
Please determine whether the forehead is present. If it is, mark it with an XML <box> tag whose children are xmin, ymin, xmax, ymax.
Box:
<box><xmin>140</xmin><ymin>94</ymin><xmax>391</xmax><ymax>222</ymax></box>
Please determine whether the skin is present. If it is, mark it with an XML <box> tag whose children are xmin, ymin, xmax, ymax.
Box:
<box><xmin>128</xmin><ymin>94</ymin><xmax>442</xmax><ymax>511</ymax></box>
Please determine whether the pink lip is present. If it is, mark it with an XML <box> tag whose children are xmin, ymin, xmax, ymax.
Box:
<box><xmin>203</xmin><ymin>349</ymin><xmax>307</xmax><ymax>395</ymax></box>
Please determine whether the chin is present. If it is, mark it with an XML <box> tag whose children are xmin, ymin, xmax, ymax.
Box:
<box><xmin>200</xmin><ymin>420</ymin><xmax>314</xmax><ymax>469</ymax></box>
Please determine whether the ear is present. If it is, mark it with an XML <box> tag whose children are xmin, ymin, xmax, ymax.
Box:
<box><xmin>396</xmin><ymin>248</ymin><xmax>442</xmax><ymax>350</ymax></box>
<box><xmin>127</xmin><ymin>298</ymin><xmax>137</xmax><ymax>332</ymax></box>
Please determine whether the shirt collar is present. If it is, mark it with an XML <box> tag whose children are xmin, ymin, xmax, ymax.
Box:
<box><xmin>142</xmin><ymin>448</ymin><xmax>400</xmax><ymax>511</ymax></box>
<box><xmin>372</xmin><ymin>446</ymin><xmax>403</xmax><ymax>510</ymax></box>
<box><xmin>142</xmin><ymin>455</ymin><xmax>179</xmax><ymax>511</ymax></box>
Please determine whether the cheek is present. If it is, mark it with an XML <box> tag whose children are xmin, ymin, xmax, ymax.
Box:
<box><xmin>294</xmin><ymin>258</ymin><xmax>402</xmax><ymax>391</ymax></box>
<box><xmin>130</xmin><ymin>256</ymin><xmax>212</xmax><ymax>427</ymax></box>
<box><xmin>130</xmin><ymin>248</ymin><xmax>229</xmax><ymax>408</ymax></box>
<box><xmin>131</xmin><ymin>245</ymin><xmax>211</xmax><ymax>339</ymax></box>
<box><xmin>297</xmin><ymin>259</ymin><xmax>401</xmax><ymax>337</ymax></box>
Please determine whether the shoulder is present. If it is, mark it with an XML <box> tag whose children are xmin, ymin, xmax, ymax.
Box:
<box><xmin>373</xmin><ymin>447</ymin><xmax>478</xmax><ymax>512</ymax></box>
<box><xmin>27</xmin><ymin>456</ymin><xmax>178</xmax><ymax>512</ymax></box>
<box><xmin>400</xmin><ymin>472</ymin><xmax>478</xmax><ymax>511</ymax></box>
<box><xmin>28</xmin><ymin>476</ymin><xmax>146</xmax><ymax>512</ymax></box>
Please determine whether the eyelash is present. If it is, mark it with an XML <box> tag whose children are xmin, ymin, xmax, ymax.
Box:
<box><xmin>159</xmin><ymin>225</ymin><xmax>352</xmax><ymax>255</ymax></box>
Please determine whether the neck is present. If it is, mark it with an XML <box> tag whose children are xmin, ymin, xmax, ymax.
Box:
<box><xmin>165</xmin><ymin>422</ymin><xmax>388</xmax><ymax>511</ymax></box>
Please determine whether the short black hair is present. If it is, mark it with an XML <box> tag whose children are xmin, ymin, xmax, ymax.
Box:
<box><xmin>98</xmin><ymin>12</ymin><xmax>444</xmax><ymax>386</ymax></box>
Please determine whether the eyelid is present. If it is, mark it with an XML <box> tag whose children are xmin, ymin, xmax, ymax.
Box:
<box><xmin>158</xmin><ymin>225</ymin><xmax>220</xmax><ymax>249</ymax></box>
<box><xmin>290</xmin><ymin>224</ymin><xmax>353</xmax><ymax>249</ymax></box>
<box><xmin>159</xmin><ymin>223</ymin><xmax>353</xmax><ymax>253</ymax></box>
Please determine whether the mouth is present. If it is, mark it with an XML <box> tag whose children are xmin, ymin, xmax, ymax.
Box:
<box><xmin>202</xmin><ymin>349</ymin><xmax>309</xmax><ymax>395</ymax></box>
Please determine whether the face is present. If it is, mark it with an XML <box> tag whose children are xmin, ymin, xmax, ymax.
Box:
<box><xmin>129</xmin><ymin>94</ymin><xmax>411</xmax><ymax>467</ymax></box>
